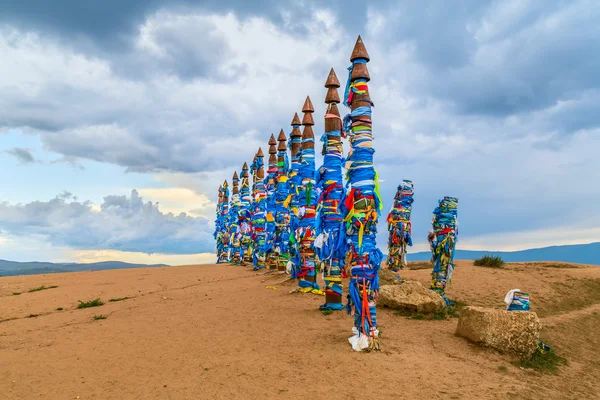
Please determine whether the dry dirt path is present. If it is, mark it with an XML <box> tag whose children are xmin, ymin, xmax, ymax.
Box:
<box><xmin>1</xmin><ymin>263</ymin><xmax>599</xmax><ymax>399</ymax></box>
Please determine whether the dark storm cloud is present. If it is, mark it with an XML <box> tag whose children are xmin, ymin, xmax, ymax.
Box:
<box><xmin>376</xmin><ymin>0</ymin><xmax>600</xmax><ymax>118</ymax></box>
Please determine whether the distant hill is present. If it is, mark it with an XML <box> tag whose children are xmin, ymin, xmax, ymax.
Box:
<box><xmin>0</xmin><ymin>260</ymin><xmax>169</xmax><ymax>277</ymax></box>
<box><xmin>406</xmin><ymin>242</ymin><xmax>600</xmax><ymax>266</ymax></box>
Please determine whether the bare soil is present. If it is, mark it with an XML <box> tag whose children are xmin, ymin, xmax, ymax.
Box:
<box><xmin>1</xmin><ymin>261</ymin><xmax>599</xmax><ymax>399</ymax></box>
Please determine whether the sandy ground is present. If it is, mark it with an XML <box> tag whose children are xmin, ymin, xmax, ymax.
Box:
<box><xmin>1</xmin><ymin>261</ymin><xmax>599</xmax><ymax>399</ymax></box>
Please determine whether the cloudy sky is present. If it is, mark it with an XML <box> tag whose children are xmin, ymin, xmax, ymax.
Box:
<box><xmin>0</xmin><ymin>0</ymin><xmax>598</xmax><ymax>264</ymax></box>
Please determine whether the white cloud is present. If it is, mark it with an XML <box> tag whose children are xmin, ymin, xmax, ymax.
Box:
<box><xmin>0</xmin><ymin>190</ymin><xmax>214</xmax><ymax>255</ymax></box>
<box><xmin>70</xmin><ymin>249</ymin><xmax>216</xmax><ymax>265</ymax></box>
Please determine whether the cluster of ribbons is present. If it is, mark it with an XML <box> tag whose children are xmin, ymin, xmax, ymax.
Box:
<box><xmin>239</xmin><ymin>173</ymin><xmax>254</xmax><ymax>265</ymax></box>
<box><xmin>228</xmin><ymin>174</ymin><xmax>243</xmax><ymax>265</ymax></box>
<box><xmin>214</xmin><ymin>184</ymin><xmax>230</xmax><ymax>263</ymax></box>
<box><xmin>287</xmin><ymin>127</ymin><xmax>303</xmax><ymax>278</ymax></box>
<box><xmin>265</xmin><ymin>154</ymin><xmax>278</xmax><ymax>269</ymax></box>
<box><xmin>274</xmin><ymin>149</ymin><xmax>291</xmax><ymax>272</ymax></box>
<box><xmin>386</xmin><ymin>180</ymin><xmax>414</xmax><ymax>272</ymax></box>
<box><xmin>315</xmin><ymin>122</ymin><xmax>346</xmax><ymax>310</ymax></box>
<box><xmin>251</xmin><ymin>156</ymin><xmax>268</xmax><ymax>271</ymax></box>
<box><xmin>295</xmin><ymin>143</ymin><xmax>322</xmax><ymax>294</ymax></box>
<box><xmin>429</xmin><ymin>196</ymin><xmax>459</xmax><ymax>304</ymax></box>
<box><xmin>342</xmin><ymin>59</ymin><xmax>382</xmax><ymax>351</ymax></box>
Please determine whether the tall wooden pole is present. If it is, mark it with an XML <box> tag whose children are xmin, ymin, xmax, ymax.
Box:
<box><xmin>316</xmin><ymin>68</ymin><xmax>346</xmax><ymax>310</ymax></box>
<box><xmin>342</xmin><ymin>36</ymin><xmax>383</xmax><ymax>351</ymax></box>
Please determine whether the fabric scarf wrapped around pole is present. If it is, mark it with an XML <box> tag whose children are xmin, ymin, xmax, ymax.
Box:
<box><xmin>274</xmin><ymin>129</ymin><xmax>291</xmax><ymax>273</ymax></box>
<box><xmin>221</xmin><ymin>180</ymin><xmax>231</xmax><ymax>262</ymax></box>
<box><xmin>287</xmin><ymin>113</ymin><xmax>303</xmax><ymax>278</ymax></box>
<box><xmin>342</xmin><ymin>36</ymin><xmax>383</xmax><ymax>352</ymax></box>
<box><xmin>216</xmin><ymin>182</ymin><xmax>231</xmax><ymax>263</ymax></box>
<box><xmin>295</xmin><ymin>96</ymin><xmax>322</xmax><ymax>295</ymax></box>
<box><xmin>214</xmin><ymin>185</ymin><xmax>223</xmax><ymax>261</ymax></box>
<box><xmin>251</xmin><ymin>148</ymin><xmax>268</xmax><ymax>270</ymax></box>
<box><xmin>229</xmin><ymin>172</ymin><xmax>242</xmax><ymax>264</ymax></box>
<box><xmin>429</xmin><ymin>196</ymin><xmax>459</xmax><ymax>305</ymax></box>
<box><xmin>239</xmin><ymin>162</ymin><xmax>253</xmax><ymax>266</ymax></box>
<box><xmin>316</xmin><ymin>68</ymin><xmax>346</xmax><ymax>310</ymax></box>
<box><xmin>387</xmin><ymin>180</ymin><xmax>414</xmax><ymax>272</ymax></box>
<box><xmin>265</xmin><ymin>134</ymin><xmax>278</xmax><ymax>271</ymax></box>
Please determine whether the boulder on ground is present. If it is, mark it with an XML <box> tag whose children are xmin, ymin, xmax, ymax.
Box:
<box><xmin>377</xmin><ymin>281</ymin><xmax>446</xmax><ymax>314</ymax></box>
<box><xmin>456</xmin><ymin>306</ymin><xmax>541</xmax><ymax>356</ymax></box>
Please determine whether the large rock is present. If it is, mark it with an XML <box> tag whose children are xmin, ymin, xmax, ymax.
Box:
<box><xmin>456</xmin><ymin>306</ymin><xmax>541</xmax><ymax>356</ymax></box>
<box><xmin>377</xmin><ymin>281</ymin><xmax>446</xmax><ymax>314</ymax></box>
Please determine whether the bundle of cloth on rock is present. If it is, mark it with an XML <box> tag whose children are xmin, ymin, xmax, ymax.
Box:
<box><xmin>504</xmin><ymin>289</ymin><xmax>530</xmax><ymax>311</ymax></box>
<box><xmin>428</xmin><ymin>196</ymin><xmax>459</xmax><ymax>304</ymax></box>
<box><xmin>386</xmin><ymin>180</ymin><xmax>414</xmax><ymax>272</ymax></box>
<box><xmin>342</xmin><ymin>36</ymin><xmax>383</xmax><ymax>351</ymax></box>
<box><xmin>316</xmin><ymin>68</ymin><xmax>346</xmax><ymax>311</ymax></box>
<box><xmin>294</xmin><ymin>96</ymin><xmax>322</xmax><ymax>295</ymax></box>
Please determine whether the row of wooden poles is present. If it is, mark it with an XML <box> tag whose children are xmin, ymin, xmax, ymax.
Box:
<box><xmin>213</xmin><ymin>36</ymin><xmax>458</xmax><ymax>352</ymax></box>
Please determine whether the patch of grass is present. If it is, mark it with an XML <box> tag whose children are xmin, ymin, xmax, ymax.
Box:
<box><xmin>517</xmin><ymin>348</ymin><xmax>567</xmax><ymax>374</ymax></box>
<box><xmin>92</xmin><ymin>314</ymin><xmax>107</xmax><ymax>320</ymax></box>
<box><xmin>77</xmin><ymin>298</ymin><xmax>104</xmax><ymax>309</ymax></box>
<box><xmin>109</xmin><ymin>297</ymin><xmax>131</xmax><ymax>302</ymax></box>
<box><xmin>28</xmin><ymin>285</ymin><xmax>58</xmax><ymax>293</ymax></box>
<box><xmin>56</xmin><ymin>307</ymin><xmax>63</xmax><ymax>311</ymax></box>
<box><xmin>474</xmin><ymin>255</ymin><xmax>505</xmax><ymax>268</ymax></box>
<box><xmin>12</xmin><ymin>292</ymin><xmax>21</xmax><ymax>296</ymax></box>
<box><xmin>320</xmin><ymin>309</ymin><xmax>333</xmax><ymax>316</ymax></box>
<box><xmin>498</xmin><ymin>365</ymin><xmax>508</xmax><ymax>373</ymax></box>
<box><xmin>447</xmin><ymin>300</ymin><xmax>468</xmax><ymax>318</ymax></box>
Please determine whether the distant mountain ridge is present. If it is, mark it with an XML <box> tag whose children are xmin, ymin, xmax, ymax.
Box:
<box><xmin>1</xmin><ymin>242</ymin><xmax>597</xmax><ymax>277</ymax></box>
<box><xmin>406</xmin><ymin>242</ymin><xmax>599</xmax><ymax>266</ymax></box>
<box><xmin>0</xmin><ymin>260</ymin><xmax>169</xmax><ymax>277</ymax></box>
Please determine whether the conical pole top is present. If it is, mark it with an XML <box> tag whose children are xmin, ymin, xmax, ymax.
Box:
<box><xmin>268</xmin><ymin>134</ymin><xmax>277</xmax><ymax>145</ymax></box>
<box><xmin>302</xmin><ymin>96</ymin><xmax>314</xmax><ymax>113</ymax></box>
<box><xmin>242</xmin><ymin>161</ymin><xmax>248</xmax><ymax>170</ymax></box>
<box><xmin>233</xmin><ymin>171</ymin><xmax>239</xmax><ymax>179</ymax></box>
<box><xmin>325</xmin><ymin>68</ymin><xmax>341</xmax><ymax>88</ymax></box>
<box><xmin>350</xmin><ymin>35</ymin><xmax>370</xmax><ymax>62</ymax></box>
<box><xmin>277</xmin><ymin>129</ymin><xmax>287</xmax><ymax>142</ymax></box>
<box><xmin>256</xmin><ymin>147</ymin><xmax>264</xmax><ymax>157</ymax></box>
<box><xmin>291</xmin><ymin>112</ymin><xmax>302</xmax><ymax>126</ymax></box>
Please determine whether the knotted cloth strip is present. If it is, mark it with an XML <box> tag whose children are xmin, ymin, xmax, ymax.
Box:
<box><xmin>429</xmin><ymin>196</ymin><xmax>459</xmax><ymax>304</ymax></box>
<box><xmin>386</xmin><ymin>180</ymin><xmax>414</xmax><ymax>272</ymax></box>
<box><xmin>342</xmin><ymin>39</ymin><xmax>382</xmax><ymax>351</ymax></box>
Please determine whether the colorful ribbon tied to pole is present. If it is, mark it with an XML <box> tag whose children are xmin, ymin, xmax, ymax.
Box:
<box><xmin>316</xmin><ymin>68</ymin><xmax>346</xmax><ymax>310</ymax></box>
<box><xmin>264</xmin><ymin>134</ymin><xmax>279</xmax><ymax>271</ymax></box>
<box><xmin>429</xmin><ymin>196</ymin><xmax>459</xmax><ymax>305</ymax></box>
<box><xmin>287</xmin><ymin>113</ymin><xmax>303</xmax><ymax>278</ymax></box>
<box><xmin>295</xmin><ymin>96</ymin><xmax>322</xmax><ymax>295</ymax></box>
<box><xmin>343</xmin><ymin>36</ymin><xmax>382</xmax><ymax>351</ymax></box>
<box><xmin>229</xmin><ymin>172</ymin><xmax>242</xmax><ymax>264</ymax></box>
<box><xmin>251</xmin><ymin>148</ymin><xmax>268</xmax><ymax>270</ymax></box>
<box><xmin>387</xmin><ymin>180</ymin><xmax>414</xmax><ymax>272</ymax></box>
<box><xmin>239</xmin><ymin>162</ymin><xmax>253</xmax><ymax>266</ymax></box>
